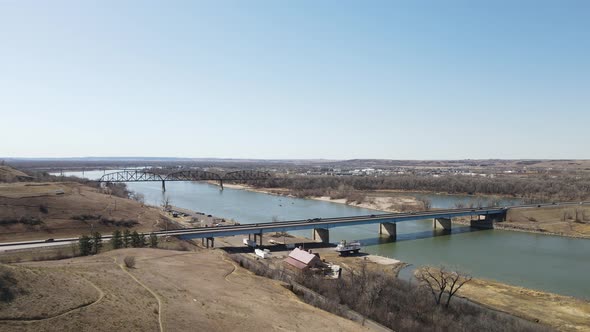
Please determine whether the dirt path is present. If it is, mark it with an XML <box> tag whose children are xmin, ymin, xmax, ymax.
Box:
<box><xmin>0</xmin><ymin>273</ymin><xmax>104</xmax><ymax>323</ymax></box>
<box><xmin>113</xmin><ymin>257</ymin><xmax>164</xmax><ymax>332</ymax></box>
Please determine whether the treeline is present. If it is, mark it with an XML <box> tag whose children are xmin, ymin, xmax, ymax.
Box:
<box><xmin>246</xmin><ymin>174</ymin><xmax>590</xmax><ymax>202</ymax></box>
<box><xmin>78</xmin><ymin>230</ymin><xmax>158</xmax><ymax>256</ymax></box>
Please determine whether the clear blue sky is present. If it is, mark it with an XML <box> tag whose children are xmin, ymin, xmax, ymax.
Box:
<box><xmin>1</xmin><ymin>1</ymin><xmax>588</xmax><ymax>159</ymax></box>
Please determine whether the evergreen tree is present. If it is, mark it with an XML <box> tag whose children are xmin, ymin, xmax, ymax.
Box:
<box><xmin>111</xmin><ymin>230</ymin><xmax>123</xmax><ymax>249</ymax></box>
<box><xmin>149</xmin><ymin>233</ymin><xmax>158</xmax><ymax>248</ymax></box>
<box><xmin>123</xmin><ymin>229</ymin><xmax>131</xmax><ymax>248</ymax></box>
<box><xmin>131</xmin><ymin>231</ymin><xmax>141</xmax><ymax>248</ymax></box>
<box><xmin>79</xmin><ymin>235</ymin><xmax>92</xmax><ymax>256</ymax></box>
<box><xmin>140</xmin><ymin>233</ymin><xmax>147</xmax><ymax>247</ymax></box>
<box><xmin>92</xmin><ymin>232</ymin><xmax>102</xmax><ymax>254</ymax></box>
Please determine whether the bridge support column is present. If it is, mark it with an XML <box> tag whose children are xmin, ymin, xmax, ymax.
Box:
<box><xmin>201</xmin><ymin>238</ymin><xmax>205</xmax><ymax>246</ymax></box>
<box><xmin>206</xmin><ymin>237</ymin><xmax>214</xmax><ymax>248</ymax></box>
<box><xmin>162</xmin><ymin>180</ymin><xmax>166</xmax><ymax>192</ymax></box>
<box><xmin>433</xmin><ymin>218</ymin><xmax>452</xmax><ymax>231</ymax></box>
<box><xmin>379</xmin><ymin>222</ymin><xmax>397</xmax><ymax>239</ymax></box>
<box><xmin>312</xmin><ymin>228</ymin><xmax>330</xmax><ymax>243</ymax></box>
<box><xmin>253</xmin><ymin>232</ymin><xmax>263</xmax><ymax>246</ymax></box>
<box><xmin>219</xmin><ymin>179</ymin><xmax>224</xmax><ymax>190</ymax></box>
<box><xmin>471</xmin><ymin>213</ymin><xmax>504</xmax><ymax>229</ymax></box>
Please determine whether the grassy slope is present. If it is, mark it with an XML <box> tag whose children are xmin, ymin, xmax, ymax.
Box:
<box><xmin>0</xmin><ymin>248</ymin><xmax>368</xmax><ymax>332</ymax></box>
<box><xmin>0</xmin><ymin>263</ymin><xmax>99</xmax><ymax>320</ymax></box>
<box><xmin>0</xmin><ymin>182</ymin><xmax>167</xmax><ymax>242</ymax></box>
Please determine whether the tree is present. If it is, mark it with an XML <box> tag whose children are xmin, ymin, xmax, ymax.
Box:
<box><xmin>111</xmin><ymin>230</ymin><xmax>123</xmax><ymax>249</ymax></box>
<box><xmin>79</xmin><ymin>235</ymin><xmax>92</xmax><ymax>256</ymax></box>
<box><xmin>140</xmin><ymin>233</ymin><xmax>147</xmax><ymax>247</ymax></box>
<box><xmin>123</xmin><ymin>229</ymin><xmax>131</xmax><ymax>248</ymax></box>
<box><xmin>416</xmin><ymin>266</ymin><xmax>472</xmax><ymax>307</ymax></box>
<box><xmin>131</xmin><ymin>231</ymin><xmax>142</xmax><ymax>248</ymax></box>
<box><xmin>92</xmin><ymin>232</ymin><xmax>102</xmax><ymax>254</ymax></box>
<box><xmin>161</xmin><ymin>196</ymin><xmax>171</xmax><ymax>210</ymax></box>
<box><xmin>149</xmin><ymin>233</ymin><xmax>158</xmax><ymax>248</ymax></box>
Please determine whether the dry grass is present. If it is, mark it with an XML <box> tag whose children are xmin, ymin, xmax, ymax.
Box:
<box><xmin>0</xmin><ymin>166</ymin><xmax>32</xmax><ymax>182</ymax></box>
<box><xmin>0</xmin><ymin>182</ymin><xmax>168</xmax><ymax>242</ymax></box>
<box><xmin>0</xmin><ymin>248</ymin><xmax>368</xmax><ymax>332</ymax></box>
<box><xmin>457</xmin><ymin>277</ymin><xmax>590</xmax><ymax>332</ymax></box>
<box><xmin>505</xmin><ymin>206</ymin><xmax>590</xmax><ymax>237</ymax></box>
<box><xmin>0</xmin><ymin>263</ymin><xmax>100</xmax><ymax>320</ymax></box>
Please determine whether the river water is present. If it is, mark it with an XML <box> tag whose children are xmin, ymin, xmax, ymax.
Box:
<box><xmin>58</xmin><ymin>170</ymin><xmax>590</xmax><ymax>299</ymax></box>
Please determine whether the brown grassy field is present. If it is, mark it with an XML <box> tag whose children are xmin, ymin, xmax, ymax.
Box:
<box><xmin>504</xmin><ymin>205</ymin><xmax>590</xmax><ymax>238</ymax></box>
<box><xmin>0</xmin><ymin>166</ymin><xmax>32</xmax><ymax>182</ymax></box>
<box><xmin>0</xmin><ymin>182</ymin><xmax>168</xmax><ymax>242</ymax></box>
<box><xmin>0</xmin><ymin>248</ymin><xmax>369</xmax><ymax>332</ymax></box>
<box><xmin>457</xmin><ymin>277</ymin><xmax>590</xmax><ymax>332</ymax></box>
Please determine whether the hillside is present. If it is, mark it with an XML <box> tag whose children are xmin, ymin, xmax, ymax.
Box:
<box><xmin>0</xmin><ymin>182</ymin><xmax>168</xmax><ymax>242</ymax></box>
<box><xmin>0</xmin><ymin>166</ymin><xmax>32</xmax><ymax>183</ymax></box>
<box><xmin>0</xmin><ymin>248</ymin><xmax>369</xmax><ymax>332</ymax></box>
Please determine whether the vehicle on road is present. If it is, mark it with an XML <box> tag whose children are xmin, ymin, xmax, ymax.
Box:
<box><xmin>45</xmin><ymin>238</ymin><xmax>55</xmax><ymax>242</ymax></box>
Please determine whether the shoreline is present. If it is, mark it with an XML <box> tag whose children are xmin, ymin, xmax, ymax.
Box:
<box><xmin>220</xmin><ymin>183</ymin><xmax>413</xmax><ymax>212</ymax></box>
<box><xmin>223</xmin><ymin>183</ymin><xmax>590</xmax><ymax>240</ymax></box>
<box><xmin>452</xmin><ymin>218</ymin><xmax>590</xmax><ymax>240</ymax></box>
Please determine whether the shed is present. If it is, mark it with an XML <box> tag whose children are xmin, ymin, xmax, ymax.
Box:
<box><xmin>284</xmin><ymin>248</ymin><xmax>323</xmax><ymax>271</ymax></box>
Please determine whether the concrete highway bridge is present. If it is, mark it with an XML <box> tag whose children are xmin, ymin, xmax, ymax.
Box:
<box><xmin>97</xmin><ymin>169</ymin><xmax>272</xmax><ymax>190</ymax></box>
<box><xmin>4</xmin><ymin>202</ymin><xmax>586</xmax><ymax>250</ymax></box>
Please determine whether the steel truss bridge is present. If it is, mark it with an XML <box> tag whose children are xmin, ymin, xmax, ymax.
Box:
<box><xmin>97</xmin><ymin>169</ymin><xmax>271</xmax><ymax>190</ymax></box>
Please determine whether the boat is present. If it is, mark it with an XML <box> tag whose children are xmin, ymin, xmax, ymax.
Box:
<box><xmin>335</xmin><ymin>240</ymin><xmax>361</xmax><ymax>255</ymax></box>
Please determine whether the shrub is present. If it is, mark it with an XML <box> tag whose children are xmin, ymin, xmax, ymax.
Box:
<box><xmin>124</xmin><ymin>256</ymin><xmax>136</xmax><ymax>268</ymax></box>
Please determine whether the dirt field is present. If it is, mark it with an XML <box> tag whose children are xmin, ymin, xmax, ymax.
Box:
<box><xmin>0</xmin><ymin>182</ymin><xmax>169</xmax><ymax>242</ymax></box>
<box><xmin>504</xmin><ymin>205</ymin><xmax>590</xmax><ymax>238</ymax></box>
<box><xmin>0</xmin><ymin>248</ymin><xmax>369</xmax><ymax>332</ymax></box>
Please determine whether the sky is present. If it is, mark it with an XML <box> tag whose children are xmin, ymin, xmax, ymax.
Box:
<box><xmin>0</xmin><ymin>1</ymin><xmax>589</xmax><ymax>160</ymax></box>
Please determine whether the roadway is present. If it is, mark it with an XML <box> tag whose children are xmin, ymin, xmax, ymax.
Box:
<box><xmin>1</xmin><ymin>201</ymin><xmax>587</xmax><ymax>252</ymax></box>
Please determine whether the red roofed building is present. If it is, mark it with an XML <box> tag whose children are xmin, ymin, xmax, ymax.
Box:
<box><xmin>284</xmin><ymin>248</ymin><xmax>324</xmax><ymax>271</ymax></box>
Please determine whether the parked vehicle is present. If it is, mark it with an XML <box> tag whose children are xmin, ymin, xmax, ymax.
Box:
<box><xmin>335</xmin><ymin>240</ymin><xmax>361</xmax><ymax>255</ymax></box>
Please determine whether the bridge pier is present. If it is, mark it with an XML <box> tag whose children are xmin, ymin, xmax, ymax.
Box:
<box><xmin>161</xmin><ymin>180</ymin><xmax>166</xmax><ymax>192</ymax></box>
<box><xmin>253</xmin><ymin>232</ymin><xmax>263</xmax><ymax>246</ymax></box>
<box><xmin>219</xmin><ymin>179</ymin><xmax>224</xmax><ymax>190</ymax></box>
<box><xmin>312</xmin><ymin>228</ymin><xmax>330</xmax><ymax>243</ymax></box>
<box><xmin>471</xmin><ymin>213</ymin><xmax>505</xmax><ymax>229</ymax></box>
<box><xmin>205</xmin><ymin>237</ymin><xmax>214</xmax><ymax>248</ymax></box>
<box><xmin>379</xmin><ymin>222</ymin><xmax>397</xmax><ymax>239</ymax></box>
<box><xmin>433</xmin><ymin>217</ymin><xmax>452</xmax><ymax>231</ymax></box>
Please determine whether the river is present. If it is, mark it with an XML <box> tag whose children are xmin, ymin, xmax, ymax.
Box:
<box><xmin>58</xmin><ymin>170</ymin><xmax>590</xmax><ymax>299</ymax></box>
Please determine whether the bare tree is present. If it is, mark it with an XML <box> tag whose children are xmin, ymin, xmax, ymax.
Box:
<box><xmin>161</xmin><ymin>196</ymin><xmax>171</xmax><ymax>210</ymax></box>
<box><xmin>416</xmin><ymin>266</ymin><xmax>472</xmax><ymax>307</ymax></box>
<box><xmin>418</xmin><ymin>197</ymin><xmax>432</xmax><ymax>211</ymax></box>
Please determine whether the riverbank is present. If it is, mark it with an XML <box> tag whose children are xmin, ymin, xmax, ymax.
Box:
<box><xmin>221</xmin><ymin>183</ymin><xmax>422</xmax><ymax>213</ymax></box>
<box><xmin>457</xmin><ymin>275</ymin><xmax>590</xmax><ymax>331</ymax></box>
